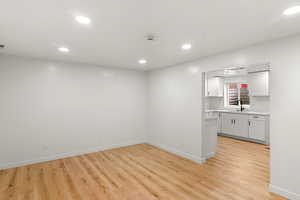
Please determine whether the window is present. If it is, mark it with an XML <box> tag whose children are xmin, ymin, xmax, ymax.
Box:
<box><xmin>225</xmin><ymin>83</ymin><xmax>250</xmax><ymax>107</ymax></box>
<box><xmin>240</xmin><ymin>84</ymin><xmax>250</xmax><ymax>105</ymax></box>
<box><xmin>228</xmin><ymin>83</ymin><xmax>238</xmax><ymax>105</ymax></box>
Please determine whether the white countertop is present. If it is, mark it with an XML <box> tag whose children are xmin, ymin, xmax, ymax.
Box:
<box><xmin>206</xmin><ymin>109</ymin><xmax>270</xmax><ymax>116</ymax></box>
<box><xmin>205</xmin><ymin>116</ymin><xmax>218</xmax><ymax>120</ymax></box>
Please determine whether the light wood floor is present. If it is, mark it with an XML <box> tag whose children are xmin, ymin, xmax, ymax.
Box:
<box><xmin>0</xmin><ymin>136</ymin><xmax>286</xmax><ymax>200</ymax></box>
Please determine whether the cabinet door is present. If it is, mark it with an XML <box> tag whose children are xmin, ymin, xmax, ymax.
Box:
<box><xmin>249</xmin><ymin>119</ymin><xmax>266</xmax><ymax>141</ymax></box>
<box><xmin>221</xmin><ymin>114</ymin><xmax>234</xmax><ymax>134</ymax></box>
<box><xmin>248</xmin><ymin>71</ymin><xmax>269</xmax><ymax>96</ymax></box>
<box><xmin>233</xmin><ymin>115</ymin><xmax>249</xmax><ymax>138</ymax></box>
<box><xmin>207</xmin><ymin>77</ymin><xmax>223</xmax><ymax>97</ymax></box>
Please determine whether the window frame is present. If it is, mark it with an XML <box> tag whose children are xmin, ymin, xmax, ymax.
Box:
<box><xmin>224</xmin><ymin>82</ymin><xmax>250</xmax><ymax>108</ymax></box>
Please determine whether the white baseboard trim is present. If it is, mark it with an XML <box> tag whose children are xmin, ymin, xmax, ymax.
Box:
<box><xmin>148</xmin><ymin>142</ymin><xmax>204</xmax><ymax>164</ymax></box>
<box><xmin>0</xmin><ymin>140</ymin><xmax>145</xmax><ymax>170</ymax></box>
<box><xmin>269</xmin><ymin>184</ymin><xmax>300</xmax><ymax>200</ymax></box>
<box><xmin>202</xmin><ymin>152</ymin><xmax>215</xmax><ymax>161</ymax></box>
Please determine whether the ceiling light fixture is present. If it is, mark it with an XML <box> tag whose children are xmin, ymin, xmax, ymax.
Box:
<box><xmin>182</xmin><ymin>43</ymin><xmax>192</xmax><ymax>50</ymax></box>
<box><xmin>139</xmin><ymin>59</ymin><xmax>147</xmax><ymax>64</ymax></box>
<box><xmin>75</xmin><ymin>15</ymin><xmax>91</xmax><ymax>24</ymax></box>
<box><xmin>283</xmin><ymin>6</ymin><xmax>300</xmax><ymax>16</ymax></box>
<box><xmin>58</xmin><ymin>47</ymin><xmax>70</xmax><ymax>52</ymax></box>
<box><xmin>188</xmin><ymin>66</ymin><xmax>199</xmax><ymax>74</ymax></box>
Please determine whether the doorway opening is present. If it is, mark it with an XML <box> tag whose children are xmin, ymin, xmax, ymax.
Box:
<box><xmin>202</xmin><ymin>63</ymin><xmax>270</xmax><ymax>159</ymax></box>
<box><xmin>201</xmin><ymin>63</ymin><xmax>274</xmax><ymax>197</ymax></box>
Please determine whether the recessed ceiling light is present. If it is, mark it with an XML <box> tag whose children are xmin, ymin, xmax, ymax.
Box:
<box><xmin>182</xmin><ymin>43</ymin><xmax>192</xmax><ymax>50</ymax></box>
<box><xmin>188</xmin><ymin>66</ymin><xmax>199</xmax><ymax>74</ymax></box>
<box><xmin>139</xmin><ymin>59</ymin><xmax>147</xmax><ymax>64</ymax></box>
<box><xmin>58</xmin><ymin>47</ymin><xmax>69</xmax><ymax>52</ymax></box>
<box><xmin>75</xmin><ymin>15</ymin><xmax>91</xmax><ymax>24</ymax></box>
<box><xmin>283</xmin><ymin>6</ymin><xmax>300</xmax><ymax>16</ymax></box>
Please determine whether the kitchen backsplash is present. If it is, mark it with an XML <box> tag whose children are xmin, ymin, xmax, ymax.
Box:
<box><xmin>205</xmin><ymin>96</ymin><xmax>270</xmax><ymax>113</ymax></box>
<box><xmin>249</xmin><ymin>96</ymin><xmax>270</xmax><ymax>112</ymax></box>
<box><xmin>205</xmin><ymin>97</ymin><xmax>224</xmax><ymax>110</ymax></box>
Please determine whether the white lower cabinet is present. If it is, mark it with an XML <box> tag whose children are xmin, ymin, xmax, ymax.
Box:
<box><xmin>221</xmin><ymin>114</ymin><xmax>235</xmax><ymax>135</ymax></box>
<box><xmin>232</xmin><ymin>115</ymin><xmax>249</xmax><ymax>138</ymax></box>
<box><xmin>221</xmin><ymin>113</ymin><xmax>249</xmax><ymax>138</ymax></box>
<box><xmin>220</xmin><ymin>113</ymin><xmax>268</xmax><ymax>143</ymax></box>
<box><xmin>248</xmin><ymin>116</ymin><xmax>267</xmax><ymax>141</ymax></box>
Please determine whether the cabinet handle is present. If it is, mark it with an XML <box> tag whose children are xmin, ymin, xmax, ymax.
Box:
<box><xmin>248</xmin><ymin>121</ymin><xmax>251</xmax><ymax>126</ymax></box>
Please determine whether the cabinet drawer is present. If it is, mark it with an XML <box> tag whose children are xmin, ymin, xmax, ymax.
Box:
<box><xmin>249</xmin><ymin>115</ymin><xmax>267</xmax><ymax>120</ymax></box>
<box><xmin>221</xmin><ymin>113</ymin><xmax>248</xmax><ymax>119</ymax></box>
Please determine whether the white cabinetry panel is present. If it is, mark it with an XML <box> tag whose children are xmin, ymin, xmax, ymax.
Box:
<box><xmin>221</xmin><ymin>113</ymin><xmax>234</xmax><ymax>134</ymax></box>
<box><xmin>233</xmin><ymin>115</ymin><xmax>249</xmax><ymax>138</ymax></box>
<box><xmin>249</xmin><ymin>116</ymin><xmax>266</xmax><ymax>141</ymax></box>
<box><xmin>220</xmin><ymin>113</ymin><xmax>268</xmax><ymax>143</ymax></box>
<box><xmin>248</xmin><ymin>71</ymin><xmax>269</xmax><ymax>96</ymax></box>
<box><xmin>221</xmin><ymin>113</ymin><xmax>248</xmax><ymax>137</ymax></box>
<box><xmin>207</xmin><ymin>77</ymin><xmax>224</xmax><ymax>97</ymax></box>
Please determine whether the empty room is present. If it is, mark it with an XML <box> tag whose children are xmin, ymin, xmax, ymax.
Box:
<box><xmin>1</xmin><ymin>1</ymin><xmax>300</xmax><ymax>199</ymax></box>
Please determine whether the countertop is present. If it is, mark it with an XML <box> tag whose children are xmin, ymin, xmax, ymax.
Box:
<box><xmin>205</xmin><ymin>116</ymin><xmax>218</xmax><ymax>120</ymax></box>
<box><xmin>206</xmin><ymin>109</ymin><xmax>270</xmax><ymax>116</ymax></box>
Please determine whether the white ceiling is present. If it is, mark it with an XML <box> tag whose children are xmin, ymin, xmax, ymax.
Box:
<box><xmin>1</xmin><ymin>0</ymin><xmax>300</xmax><ymax>70</ymax></box>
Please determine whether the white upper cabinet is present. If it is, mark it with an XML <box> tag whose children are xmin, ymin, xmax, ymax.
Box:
<box><xmin>207</xmin><ymin>77</ymin><xmax>224</xmax><ymax>97</ymax></box>
<box><xmin>248</xmin><ymin>71</ymin><xmax>269</xmax><ymax>96</ymax></box>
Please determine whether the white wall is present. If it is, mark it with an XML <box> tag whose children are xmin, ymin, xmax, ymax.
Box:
<box><xmin>1</xmin><ymin>35</ymin><xmax>300</xmax><ymax>199</ymax></box>
<box><xmin>147</xmin><ymin>66</ymin><xmax>203</xmax><ymax>162</ymax></box>
<box><xmin>0</xmin><ymin>54</ymin><xmax>147</xmax><ymax>169</ymax></box>
<box><xmin>148</xmin><ymin>35</ymin><xmax>300</xmax><ymax>199</ymax></box>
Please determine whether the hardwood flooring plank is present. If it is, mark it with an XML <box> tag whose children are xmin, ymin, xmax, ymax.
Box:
<box><xmin>0</xmin><ymin>136</ymin><xmax>287</xmax><ymax>200</ymax></box>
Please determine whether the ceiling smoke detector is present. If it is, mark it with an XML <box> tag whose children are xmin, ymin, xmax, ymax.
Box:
<box><xmin>146</xmin><ymin>35</ymin><xmax>155</xmax><ymax>41</ymax></box>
